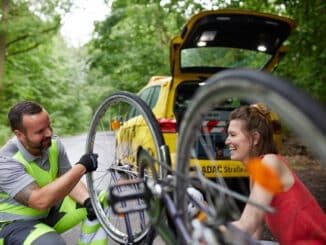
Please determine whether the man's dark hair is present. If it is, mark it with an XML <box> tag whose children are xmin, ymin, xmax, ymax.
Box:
<box><xmin>8</xmin><ymin>101</ymin><xmax>43</xmax><ymax>131</ymax></box>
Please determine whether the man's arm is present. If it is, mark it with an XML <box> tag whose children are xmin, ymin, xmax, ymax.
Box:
<box><xmin>69</xmin><ymin>180</ymin><xmax>90</xmax><ymax>204</ymax></box>
<box><xmin>15</xmin><ymin>164</ymin><xmax>87</xmax><ymax>210</ymax></box>
<box><xmin>14</xmin><ymin>181</ymin><xmax>39</xmax><ymax>206</ymax></box>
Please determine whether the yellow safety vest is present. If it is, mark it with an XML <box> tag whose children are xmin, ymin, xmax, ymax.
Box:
<box><xmin>0</xmin><ymin>140</ymin><xmax>59</xmax><ymax>221</ymax></box>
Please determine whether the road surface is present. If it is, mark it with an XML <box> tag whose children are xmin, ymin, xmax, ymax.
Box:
<box><xmin>60</xmin><ymin>134</ymin><xmax>87</xmax><ymax>244</ymax></box>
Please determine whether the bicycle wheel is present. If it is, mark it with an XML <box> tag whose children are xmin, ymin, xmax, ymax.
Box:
<box><xmin>175</xmin><ymin>69</ymin><xmax>326</xmax><ymax>241</ymax></box>
<box><xmin>85</xmin><ymin>91</ymin><xmax>166</xmax><ymax>244</ymax></box>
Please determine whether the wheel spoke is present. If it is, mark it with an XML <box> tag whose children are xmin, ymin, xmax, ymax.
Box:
<box><xmin>85</xmin><ymin>92</ymin><xmax>166</xmax><ymax>244</ymax></box>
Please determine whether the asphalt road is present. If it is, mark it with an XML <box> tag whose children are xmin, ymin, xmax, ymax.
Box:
<box><xmin>60</xmin><ymin>134</ymin><xmax>87</xmax><ymax>244</ymax></box>
<box><xmin>61</xmin><ymin>134</ymin><xmax>88</xmax><ymax>166</ymax></box>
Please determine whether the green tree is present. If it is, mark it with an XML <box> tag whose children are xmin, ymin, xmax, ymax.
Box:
<box><xmin>86</xmin><ymin>0</ymin><xmax>185</xmax><ymax>112</ymax></box>
<box><xmin>274</xmin><ymin>0</ymin><xmax>326</xmax><ymax>103</ymax></box>
<box><xmin>0</xmin><ymin>35</ymin><xmax>92</xmax><ymax>143</ymax></box>
<box><xmin>1</xmin><ymin>0</ymin><xmax>322</xmax><ymax>144</ymax></box>
<box><xmin>0</xmin><ymin>0</ymin><xmax>72</xmax><ymax>88</ymax></box>
<box><xmin>0</xmin><ymin>0</ymin><xmax>94</xmax><ymax>144</ymax></box>
<box><xmin>88</xmin><ymin>0</ymin><xmax>325</xmax><ymax>104</ymax></box>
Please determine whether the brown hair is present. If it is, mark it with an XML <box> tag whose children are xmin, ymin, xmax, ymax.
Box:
<box><xmin>229</xmin><ymin>103</ymin><xmax>278</xmax><ymax>156</ymax></box>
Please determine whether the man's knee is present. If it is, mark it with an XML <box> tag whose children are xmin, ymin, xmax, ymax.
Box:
<box><xmin>0</xmin><ymin>220</ymin><xmax>66</xmax><ymax>245</ymax></box>
<box><xmin>32</xmin><ymin>231</ymin><xmax>66</xmax><ymax>245</ymax></box>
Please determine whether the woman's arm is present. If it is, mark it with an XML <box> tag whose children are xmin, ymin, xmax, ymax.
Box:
<box><xmin>232</xmin><ymin>154</ymin><xmax>286</xmax><ymax>238</ymax></box>
<box><xmin>232</xmin><ymin>182</ymin><xmax>274</xmax><ymax>238</ymax></box>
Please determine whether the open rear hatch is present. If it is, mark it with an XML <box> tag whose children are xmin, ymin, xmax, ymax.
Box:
<box><xmin>170</xmin><ymin>9</ymin><xmax>297</xmax><ymax>76</ymax></box>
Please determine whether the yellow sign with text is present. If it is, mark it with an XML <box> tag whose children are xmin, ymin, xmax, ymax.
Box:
<box><xmin>190</xmin><ymin>159</ymin><xmax>248</xmax><ymax>178</ymax></box>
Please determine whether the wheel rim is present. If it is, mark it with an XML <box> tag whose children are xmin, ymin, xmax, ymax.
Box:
<box><xmin>85</xmin><ymin>92</ymin><xmax>165</xmax><ymax>244</ymax></box>
<box><xmin>176</xmin><ymin>69</ymin><xmax>326</xmax><ymax>241</ymax></box>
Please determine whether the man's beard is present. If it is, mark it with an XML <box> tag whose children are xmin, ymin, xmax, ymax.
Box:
<box><xmin>27</xmin><ymin>137</ymin><xmax>52</xmax><ymax>154</ymax></box>
<box><xmin>40</xmin><ymin>137</ymin><xmax>52</xmax><ymax>150</ymax></box>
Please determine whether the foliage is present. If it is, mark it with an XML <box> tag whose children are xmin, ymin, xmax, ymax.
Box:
<box><xmin>86</xmin><ymin>1</ymin><xmax>185</xmax><ymax>110</ymax></box>
<box><xmin>0</xmin><ymin>0</ymin><xmax>92</xmax><ymax>144</ymax></box>
<box><xmin>0</xmin><ymin>35</ymin><xmax>92</xmax><ymax>143</ymax></box>
<box><xmin>0</xmin><ymin>0</ymin><xmax>324</xmax><ymax>144</ymax></box>
<box><xmin>0</xmin><ymin>0</ymin><xmax>73</xmax><ymax>82</ymax></box>
<box><xmin>274</xmin><ymin>0</ymin><xmax>326</xmax><ymax>103</ymax></box>
<box><xmin>87</xmin><ymin>0</ymin><xmax>325</xmax><ymax>105</ymax></box>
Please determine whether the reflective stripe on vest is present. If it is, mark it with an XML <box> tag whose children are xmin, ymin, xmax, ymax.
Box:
<box><xmin>0</xmin><ymin>140</ymin><xmax>59</xmax><ymax>220</ymax></box>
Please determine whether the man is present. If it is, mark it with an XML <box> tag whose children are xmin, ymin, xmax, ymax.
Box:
<box><xmin>0</xmin><ymin>101</ymin><xmax>106</xmax><ymax>244</ymax></box>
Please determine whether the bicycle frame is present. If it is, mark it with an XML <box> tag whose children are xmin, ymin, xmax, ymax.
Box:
<box><xmin>108</xmin><ymin>144</ymin><xmax>192</xmax><ymax>244</ymax></box>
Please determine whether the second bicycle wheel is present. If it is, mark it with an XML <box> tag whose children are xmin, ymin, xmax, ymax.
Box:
<box><xmin>85</xmin><ymin>91</ymin><xmax>166</xmax><ymax>244</ymax></box>
<box><xmin>175</xmin><ymin>69</ymin><xmax>326</xmax><ymax>241</ymax></box>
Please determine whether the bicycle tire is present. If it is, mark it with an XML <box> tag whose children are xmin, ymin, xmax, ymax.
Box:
<box><xmin>85</xmin><ymin>91</ymin><xmax>166</xmax><ymax>244</ymax></box>
<box><xmin>175</xmin><ymin>69</ymin><xmax>326</xmax><ymax>240</ymax></box>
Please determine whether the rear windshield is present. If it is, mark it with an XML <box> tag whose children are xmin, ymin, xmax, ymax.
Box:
<box><xmin>181</xmin><ymin>47</ymin><xmax>272</xmax><ymax>70</ymax></box>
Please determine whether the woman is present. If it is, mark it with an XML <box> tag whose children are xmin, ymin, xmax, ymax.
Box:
<box><xmin>225</xmin><ymin>103</ymin><xmax>326</xmax><ymax>244</ymax></box>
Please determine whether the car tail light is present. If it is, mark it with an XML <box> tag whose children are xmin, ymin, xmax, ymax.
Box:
<box><xmin>158</xmin><ymin>118</ymin><xmax>176</xmax><ymax>133</ymax></box>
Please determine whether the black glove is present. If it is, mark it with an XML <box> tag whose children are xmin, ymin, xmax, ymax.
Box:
<box><xmin>77</xmin><ymin>153</ymin><xmax>98</xmax><ymax>172</ymax></box>
<box><xmin>83</xmin><ymin>197</ymin><xmax>97</xmax><ymax>221</ymax></box>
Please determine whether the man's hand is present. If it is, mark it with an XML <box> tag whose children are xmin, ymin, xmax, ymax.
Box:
<box><xmin>77</xmin><ymin>153</ymin><xmax>98</xmax><ymax>172</ymax></box>
<box><xmin>83</xmin><ymin>197</ymin><xmax>97</xmax><ymax>221</ymax></box>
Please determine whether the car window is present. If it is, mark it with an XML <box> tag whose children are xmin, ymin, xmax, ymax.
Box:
<box><xmin>127</xmin><ymin>86</ymin><xmax>161</xmax><ymax>120</ymax></box>
<box><xmin>139</xmin><ymin>87</ymin><xmax>152</xmax><ymax>104</ymax></box>
<box><xmin>139</xmin><ymin>85</ymin><xmax>160</xmax><ymax>109</ymax></box>
<box><xmin>126</xmin><ymin>105</ymin><xmax>137</xmax><ymax>120</ymax></box>
<box><xmin>181</xmin><ymin>47</ymin><xmax>272</xmax><ymax>71</ymax></box>
<box><xmin>145</xmin><ymin>86</ymin><xmax>160</xmax><ymax>109</ymax></box>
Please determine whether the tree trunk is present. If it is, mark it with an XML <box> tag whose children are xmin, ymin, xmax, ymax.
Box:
<box><xmin>0</xmin><ymin>0</ymin><xmax>9</xmax><ymax>92</ymax></box>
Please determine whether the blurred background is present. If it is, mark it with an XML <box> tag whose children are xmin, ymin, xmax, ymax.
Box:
<box><xmin>0</xmin><ymin>0</ymin><xmax>324</xmax><ymax>143</ymax></box>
